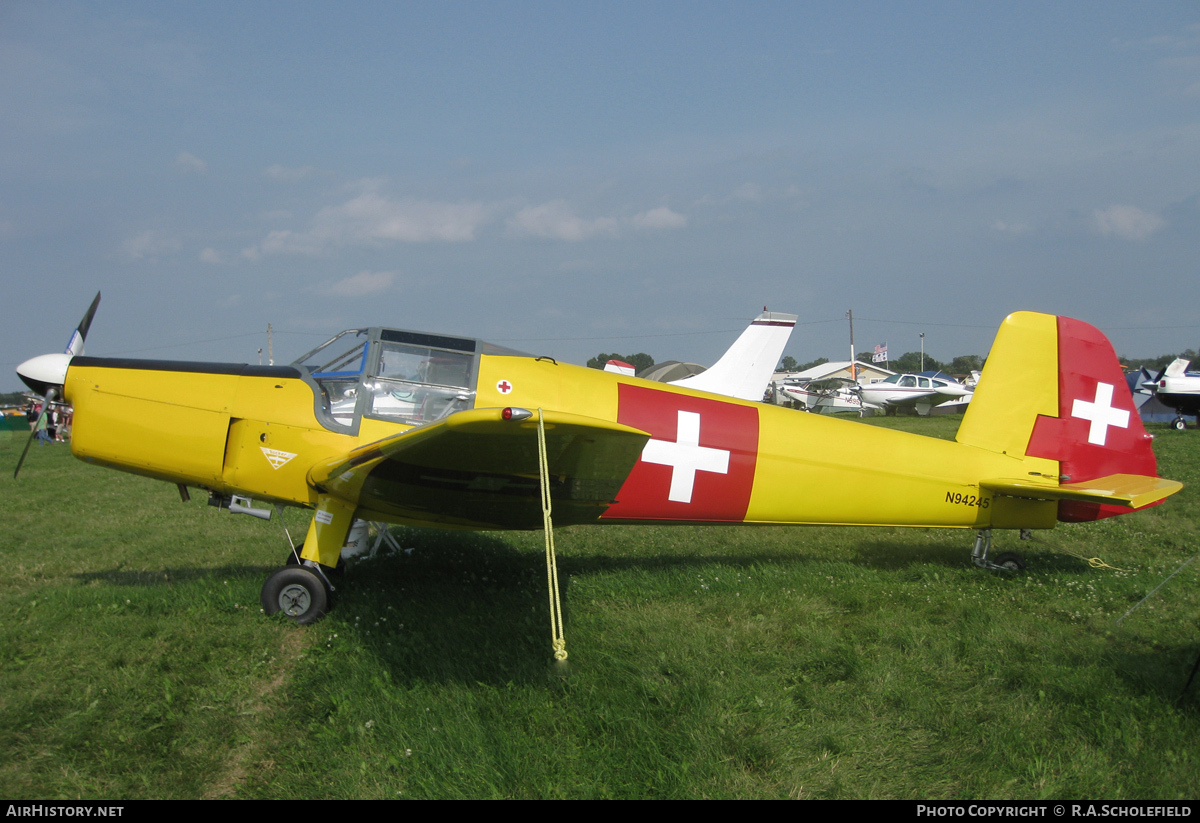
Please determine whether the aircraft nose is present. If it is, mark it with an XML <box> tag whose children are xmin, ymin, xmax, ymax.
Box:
<box><xmin>16</xmin><ymin>353</ymin><xmax>72</xmax><ymax>395</ymax></box>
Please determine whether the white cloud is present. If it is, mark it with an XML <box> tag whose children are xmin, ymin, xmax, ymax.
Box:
<box><xmin>1093</xmin><ymin>205</ymin><xmax>1165</xmax><ymax>240</ymax></box>
<box><xmin>199</xmin><ymin>247</ymin><xmax>223</xmax><ymax>264</ymax></box>
<box><xmin>991</xmin><ymin>220</ymin><xmax>1031</xmax><ymax>235</ymax></box>
<box><xmin>508</xmin><ymin>201</ymin><xmax>685</xmax><ymax>240</ymax></box>
<box><xmin>734</xmin><ymin>182</ymin><xmax>763</xmax><ymax>202</ymax></box>
<box><xmin>318</xmin><ymin>270</ymin><xmax>396</xmax><ymax>297</ymax></box>
<box><xmin>630</xmin><ymin>206</ymin><xmax>687</xmax><ymax>230</ymax></box>
<box><xmin>250</xmin><ymin>193</ymin><xmax>489</xmax><ymax>256</ymax></box>
<box><xmin>175</xmin><ymin>152</ymin><xmax>207</xmax><ymax>173</ymax></box>
<box><xmin>254</xmin><ymin>229</ymin><xmax>326</xmax><ymax>256</ymax></box>
<box><xmin>122</xmin><ymin>230</ymin><xmax>180</xmax><ymax>260</ymax></box>
<box><xmin>507</xmin><ymin>200</ymin><xmax>618</xmax><ymax>241</ymax></box>
<box><xmin>313</xmin><ymin>193</ymin><xmax>487</xmax><ymax>243</ymax></box>
<box><xmin>264</xmin><ymin>164</ymin><xmax>315</xmax><ymax>182</ymax></box>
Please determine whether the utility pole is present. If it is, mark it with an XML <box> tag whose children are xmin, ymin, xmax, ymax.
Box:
<box><xmin>268</xmin><ymin>323</ymin><xmax>274</xmax><ymax>366</ymax></box>
<box><xmin>920</xmin><ymin>332</ymin><xmax>925</xmax><ymax>373</ymax></box>
<box><xmin>847</xmin><ymin>309</ymin><xmax>856</xmax><ymax>381</ymax></box>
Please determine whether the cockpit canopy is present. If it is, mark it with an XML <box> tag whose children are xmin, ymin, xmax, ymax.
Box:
<box><xmin>291</xmin><ymin>327</ymin><xmax>501</xmax><ymax>432</ymax></box>
<box><xmin>875</xmin><ymin>373</ymin><xmax>954</xmax><ymax>390</ymax></box>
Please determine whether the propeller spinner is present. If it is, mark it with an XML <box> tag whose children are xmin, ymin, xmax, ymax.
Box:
<box><xmin>14</xmin><ymin>292</ymin><xmax>100</xmax><ymax>478</ymax></box>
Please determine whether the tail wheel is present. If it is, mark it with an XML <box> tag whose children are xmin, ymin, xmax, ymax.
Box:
<box><xmin>261</xmin><ymin>566</ymin><xmax>329</xmax><ymax>625</ymax></box>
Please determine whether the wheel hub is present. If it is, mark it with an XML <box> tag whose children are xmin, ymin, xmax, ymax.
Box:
<box><xmin>279</xmin><ymin>583</ymin><xmax>312</xmax><ymax>616</ymax></box>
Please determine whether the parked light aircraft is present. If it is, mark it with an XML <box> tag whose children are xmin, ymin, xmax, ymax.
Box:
<box><xmin>1151</xmin><ymin>359</ymin><xmax>1200</xmax><ymax>431</ymax></box>
<box><xmin>775</xmin><ymin>377</ymin><xmax>866</xmax><ymax>414</ymax></box>
<box><xmin>853</xmin><ymin>372</ymin><xmax>973</xmax><ymax>415</ymax></box>
<box><xmin>16</xmin><ymin>297</ymin><xmax>1182</xmax><ymax>629</ymax></box>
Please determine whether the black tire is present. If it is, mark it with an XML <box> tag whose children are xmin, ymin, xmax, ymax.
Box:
<box><xmin>993</xmin><ymin>552</ymin><xmax>1026</xmax><ymax>572</ymax></box>
<box><xmin>1172</xmin><ymin>417</ymin><xmax>1187</xmax><ymax>432</ymax></box>
<box><xmin>261</xmin><ymin>566</ymin><xmax>329</xmax><ymax>625</ymax></box>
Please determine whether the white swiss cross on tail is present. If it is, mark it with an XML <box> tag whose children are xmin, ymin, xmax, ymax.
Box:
<box><xmin>1026</xmin><ymin>315</ymin><xmax>1159</xmax><ymax>522</ymax></box>
<box><xmin>603</xmin><ymin>384</ymin><xmax>759</xmax><ymax>522</ymax></box>
<box><xmin>1070</xmin><ymin>382</ymin><xmax>1129</xmax><ymax>446</ymax></box>
<box><xmin>641</xmin><ymin>411</ymin><xmax>730</xmax><ymax>503</ymax></box>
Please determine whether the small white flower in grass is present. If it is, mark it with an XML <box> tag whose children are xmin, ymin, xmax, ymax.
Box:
<box><xmin>405</xmin><ymin>749</ymin><xmax>412</xmax><ymax>757</ymax></box>
<box><xmin>365</xmin><ymin>720</ymin><xmax>374</xmax><ymax>729</ymax></box>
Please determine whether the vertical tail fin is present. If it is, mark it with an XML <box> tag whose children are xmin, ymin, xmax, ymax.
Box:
<box><xmin>671</xmin><ymin>309</ymin><xmax>797</xmax><ymax>401</ymax></box>
<box><xmin>958</xmin><ymin>311</ymin><xmax>1174</xmax><ymax>521</ymax></box>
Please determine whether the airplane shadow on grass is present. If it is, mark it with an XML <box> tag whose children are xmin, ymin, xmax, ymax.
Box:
<box><xmin>68</xmin><ymin>526</ymin><xmax>1110</xmax><ymax>688</ymax></box>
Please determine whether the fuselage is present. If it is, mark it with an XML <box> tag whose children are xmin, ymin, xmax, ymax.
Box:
<box><xmin>1156</xmin><ymin>371</ymin><xmax>1200</xmax><ymax>417</ymax></box>
<box><xmin>856</xmin><ymin>373</ymin><xmax>972</xmax><ymax>410</ymax></box>
<box><xmin>62</xmin><ymin>325</ymin><xmax>1058</xmax><ymax>533</ymax></box>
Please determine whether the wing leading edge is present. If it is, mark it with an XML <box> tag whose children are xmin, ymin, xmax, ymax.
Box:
<box><xmin>308</xmin><ymin>408</ymin><xmax>651</xmax><ymax>529</ymax></box>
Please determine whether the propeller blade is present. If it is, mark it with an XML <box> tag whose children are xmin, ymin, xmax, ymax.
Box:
<box><xmin>14</xmin><ymin>291</ymin><xmax>100</xmax><ymax>478</ymax></box>
<box><xmin>65</xmin><ymin>291</ymin><xmax>101</xmax><ymax>356</ymax></box>
<box><xmin>14</xmin><ymin>387</ymin><xmax>57</xmax><ymax>480</ymax></box>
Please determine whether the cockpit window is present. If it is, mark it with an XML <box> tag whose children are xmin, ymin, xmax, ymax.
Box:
<box><xmin>368</xmin><ymin>342</ymin><xmax>475</xmax><ymax>424</ymax></box>
<box><xmin>290</xmin><ymin>330</ymin><xmax>370</xmax><ymax>428</ymax></box>
<box><xmin>291</xmin><ymin>327</ymin><xmax>481</xmax><ymax>432</ymax></box>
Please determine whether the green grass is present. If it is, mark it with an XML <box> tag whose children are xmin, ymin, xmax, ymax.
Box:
<box><xmin>1</xmin><ymin>417</ymin><xmax>1198</xmax><ymax>799</ymax></box>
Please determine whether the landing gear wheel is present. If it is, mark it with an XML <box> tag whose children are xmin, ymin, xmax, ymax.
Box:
<box><xmin>1172</xmin><ymin>417</ymin><xmax>1187</xmax><ymax>432</ymax></box>
<box><xmin>992</xmin><ymin>552</ymin><xmax>1026</xmax><ymax>572</ymax></box>
<box><xmin>261</xmin><ymin>566</ymin><xmax>329</xmax><ymax>625</ymax></box>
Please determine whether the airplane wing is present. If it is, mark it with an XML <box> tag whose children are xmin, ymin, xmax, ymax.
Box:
<box><xmin>981</xmin><ymin>474</ymin><xmax>1182</xmax><ymax>509</ymax></box>
<box><xmin>307</xmin><ymin>408</ymin><xmax>651</xmax><ymax>529</ymax></box>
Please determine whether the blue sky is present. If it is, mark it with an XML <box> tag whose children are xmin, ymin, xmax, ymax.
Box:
<box><xmin>4</xmin><ymin>2</ymin><xmax>1200</xmax><ymax>390</ymax></box>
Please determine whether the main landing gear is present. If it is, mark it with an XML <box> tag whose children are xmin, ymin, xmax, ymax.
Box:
<box><xmin>261</xmin><ymin>563</ymin><xmax>335</xmax><ymax>625</ymax></box>
<box><xmin>970</xmin><ymin>529</ymin><xmax>1026</xmax><ymax>571</ymax></box>
<box><xmin>1171</xmin><ymin>416</ymin><xmax>1187</xmax><ymax>432</ymax></box>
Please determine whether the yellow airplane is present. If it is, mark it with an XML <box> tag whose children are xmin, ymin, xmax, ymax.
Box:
<box><xmin>15</xmin><ymin>296</ymin><xmax>1182</xmax><ymax>628</ymax></box>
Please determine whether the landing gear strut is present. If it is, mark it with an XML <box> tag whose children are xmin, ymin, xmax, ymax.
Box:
<box><xmin>971</xmin><ymin>529</ymin><xmax>1026</xmax><ymax>571</ymax></box>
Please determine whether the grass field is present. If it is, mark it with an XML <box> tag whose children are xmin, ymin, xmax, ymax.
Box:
<box><xmin>2</xmin><ymin>415</ymin><xmax>1198</xmax><ymax>799</ymax></box>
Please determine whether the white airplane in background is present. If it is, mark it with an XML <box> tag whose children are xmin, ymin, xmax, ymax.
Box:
<box><xmin>776</xmin><ymin>377</ymin><xmax>868</xmax><ymax>414</ymax></box>
<box><xmin>669</xmin><ymin>310</ymin><xmax>797</xmax><ymax>401</ymax></box>
<box><xmin>854</xmin><ymin>372</ymin><xmax>973</xmax><ymax>416</ymax></box>
<box><xmin>605</xmin><ymin>309</ymin><xmax>798</xmax><ymax>403</ymax></box>
<box><xmin>1150</xmin><ymin>359</ymin><xmax>1200</xmax><ymax>431</ymax></box>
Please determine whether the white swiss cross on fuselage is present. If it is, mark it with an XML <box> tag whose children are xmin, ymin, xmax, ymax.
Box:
<box><xmin>1071</xmin><ymin>381</ymin><xmax>1130</xmax><ymax>446</ymax></box>
<box><xmin>640</xmin><ymin>410</ymin><xmax>730</xmax><ymax>503</ymax></box>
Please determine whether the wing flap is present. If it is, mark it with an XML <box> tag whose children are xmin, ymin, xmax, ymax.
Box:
<box><xmin>981</xmin><ymin>474</ymin><xmax>1182</xmax><ymax>509</ymax></box>
<box><xmin>309</xmin><ymin>408</ymin><xmax>651</xmax><ymax>529</ymax></box>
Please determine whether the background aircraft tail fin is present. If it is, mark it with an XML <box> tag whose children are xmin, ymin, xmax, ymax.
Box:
<box><xmin>604</xmin><ymin>359</ymin><xmax>636</xmax><ymax>376</ymax></box>
<box><xmin>671</xmin><ymin>309</ymin><xmax>797</xmax><ymax>401</ymax></box>
<box><xmin>1164</xmin><ymin>358</ymin><xmax>1191</xmax><ymax>378</ymax></box>
<box><xmin>958</xmin><ymin>311</ymin><xmax>1169</xmax><ymax>521</ymax></box>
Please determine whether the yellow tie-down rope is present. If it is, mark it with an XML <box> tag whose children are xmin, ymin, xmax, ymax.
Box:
<box><xmin>537</xmin><ymin>409</ymin><xmax>568</xmax><ymax>661</ymax></box>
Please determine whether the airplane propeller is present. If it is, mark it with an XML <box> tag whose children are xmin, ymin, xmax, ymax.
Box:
<box><xmin>14</xmin><ymin>292</ymin><xmax>101</xmax><ymax>479</ymax></box>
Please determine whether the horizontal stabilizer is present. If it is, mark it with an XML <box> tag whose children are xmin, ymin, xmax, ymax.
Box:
<box><xmin>981</xmin><ymin>474</ymin><xmax>1182</xmax><ymax>509</ymax></box>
